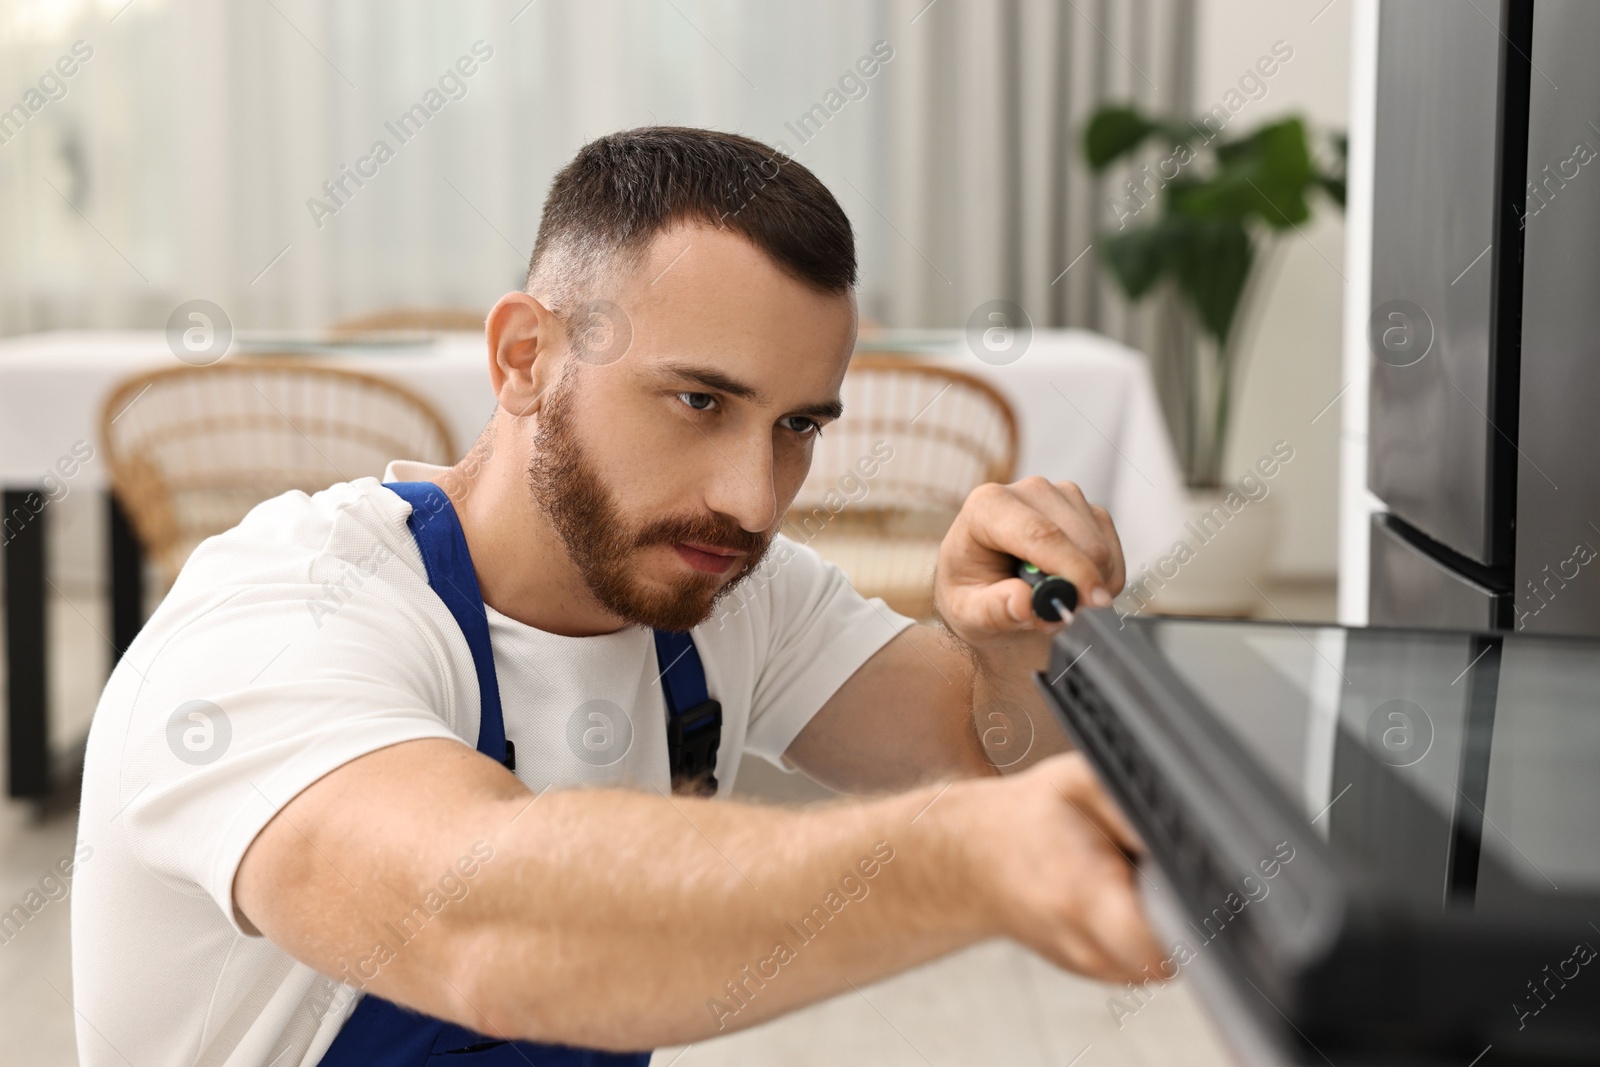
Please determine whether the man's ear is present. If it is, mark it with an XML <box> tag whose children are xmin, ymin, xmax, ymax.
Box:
<box><xmin>485</xmin><ymin>291</ymin><xmax>563</xmax><ymax>419</ymax></box>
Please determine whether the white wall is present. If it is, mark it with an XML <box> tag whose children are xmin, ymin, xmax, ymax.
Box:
<box><xmin>1337</xmin><ymin>0</ymin><xmax>1379</xmax><ymax>624</ymax></box>
<box><xmin>1193</xmin><ymin>0</ymin><xmax>1353</xmax><ymax>578</ymax></box>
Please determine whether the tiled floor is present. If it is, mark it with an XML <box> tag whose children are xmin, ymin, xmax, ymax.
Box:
<box><xmin>0</xmin><ymin>577</ymin><xmax>1336</xmax><ymax>1065</ymax></box>
<box><xmin>0</xmin><ymin>801</ymin><xmax>80</xmax><ymax>1066</ymax></box>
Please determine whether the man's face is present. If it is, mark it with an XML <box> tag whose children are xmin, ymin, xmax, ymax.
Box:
<box><xmin>526</xmin><ymin>222</ymin><xmax>856</xmax><ymax>632</ymax></box>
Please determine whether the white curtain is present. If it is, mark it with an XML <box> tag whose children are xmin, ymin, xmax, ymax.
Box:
<box><xmin>0</xmin><ymin>0</ymin><xmax>1192</xmax><ymax>343</ymax></box>
<box><xmin>879</xmin><ymin>0</ymin><xmax>1195</xmax><ymax>340</ymax></box>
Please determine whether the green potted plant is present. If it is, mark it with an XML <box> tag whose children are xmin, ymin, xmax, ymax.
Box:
<box><xmin>1082</xmin><ymin>105</ymin><xmax>1345</xmax><ymax>612</ymax></box>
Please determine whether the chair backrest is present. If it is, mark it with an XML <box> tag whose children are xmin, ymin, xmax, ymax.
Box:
<box><xmin>331</xmin><ymin>307</ymin><xmax>485</xmax><ymax>334</ymax></box>
<box><xmin>784</xmin><ymin>353</ymin><xmax>1018</xmax><ymax>542</ymax></box>
<box><xmin>100</xmin><ymin>359</ymin><xmax>456</xmax><ymax>585</ymax></box>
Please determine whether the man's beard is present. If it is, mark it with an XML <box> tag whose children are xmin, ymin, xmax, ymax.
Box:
<box><xmin>526</xmin><ymin>374</ymin><xmax>773</xmax><ymax>632</ymax></box>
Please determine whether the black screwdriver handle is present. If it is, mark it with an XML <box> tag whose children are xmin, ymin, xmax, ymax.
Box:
<box><xmin>1010</xmin><ymin>557</ymin><xmax>1079</xmax><ymax>622</ymax></box>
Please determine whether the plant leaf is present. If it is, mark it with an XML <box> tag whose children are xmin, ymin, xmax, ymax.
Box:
<box><xmin>1085</xmin><ymin>106</ymin><xmax>1156</xmax><ymax>171</ymax></box>
<box><xmin>1177</xmin><ymin>118</ymin><xmax>1315</xmax><ymax>228</ymax></box>
<box><xmin>1155</xmin><ymin>119</ymin><xmax>1208</xmax><ymax>146</ymax></box>
<box><xmin>1099</xmin><ymin>219</ymin><xmax>1184</xmax><ymax>300</ymax></box>
<box><xmin>1173</xmin><ymin>219</ymin><xmax>1254</xmax><ymax>343</ymax></box>
<box><xmin>1241</xmin><ymin>118</ymin><xmax>1316</xmax><ymax>226</ymax></box>
<box><xmin>1318</xmin><ymin>130</ymin><xmax>1348</xmax><ymax>209</ymax></box>
<box><xmin>1212</xmin><ymin>135</ymin><xmax>1258</xmax><ymax>167</ymax></box>
<box><xmin>1318</xmin><ymin>175</ymin><xmax>1347</xmax><ymax>209</ymax></box>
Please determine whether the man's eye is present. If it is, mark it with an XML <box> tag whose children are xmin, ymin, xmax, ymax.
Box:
<box><xmin>677</xmin><ymin>392</ymin><xmax>717</xmax><ymax>412</ymax></box>
<box><xmin>783</xmin><ymin>416</ymin><xmax>823</xmax><ymax>437</ymax></box>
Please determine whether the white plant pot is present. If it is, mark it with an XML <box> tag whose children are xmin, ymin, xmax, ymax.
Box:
<box><xmin>1135</xmin><ymin>488</ymin><xmax>1284</xmax><ymax>617</ymax></box>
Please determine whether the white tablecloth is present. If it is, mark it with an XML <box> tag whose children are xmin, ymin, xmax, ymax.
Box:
<box><xmin>0</xmin><ymin>328</ymin><xmax>1187</xmax><ymax>573</ymax></box>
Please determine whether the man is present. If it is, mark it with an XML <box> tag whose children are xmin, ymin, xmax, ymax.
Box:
<box><xmin>73</xmin><ymin>127</ymin><xmax>1162</xmax><ymax>1066</ymax></box>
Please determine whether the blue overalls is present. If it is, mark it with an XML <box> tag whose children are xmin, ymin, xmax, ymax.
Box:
<box><xmin>317</xmin><ymin>481</ymin><xmax>721</xmax><ymax>1066</ymax></box>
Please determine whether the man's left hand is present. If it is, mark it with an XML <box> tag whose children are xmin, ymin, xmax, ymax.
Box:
<box><xmin>934</xmin><ymin>477</ymin><xmax>1126</xmax><ymax>654</ymax></box>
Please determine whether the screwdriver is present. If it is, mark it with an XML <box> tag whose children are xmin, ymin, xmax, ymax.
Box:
<box><xmin>1010</xmin><ymin>557</ymin><xmax>1079</xmax><ymax>623</ymax></box>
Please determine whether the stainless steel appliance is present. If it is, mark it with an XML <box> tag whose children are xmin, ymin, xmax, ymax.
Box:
<box><xmin>1368</xmin><ymin>0</ymin><xmax>1600</xmax><ymax>635</ymax></box>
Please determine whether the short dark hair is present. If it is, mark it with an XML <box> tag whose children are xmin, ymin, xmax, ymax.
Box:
<box><xmin>525</xmin><ymin>127</ymin><xmax>856</xmax><ymax>309</ymax></box>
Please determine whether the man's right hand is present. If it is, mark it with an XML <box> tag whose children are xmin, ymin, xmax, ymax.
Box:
<box><xmin>935</xmin><ymin>752</ymin><xmax>1164</xmax><ymax>984</ymax></box>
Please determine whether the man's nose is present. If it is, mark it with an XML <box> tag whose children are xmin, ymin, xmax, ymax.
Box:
<box><xmin>702</xmin><ymin>435</ymin><xmax>779</xmax><ymax>534</ymax></box>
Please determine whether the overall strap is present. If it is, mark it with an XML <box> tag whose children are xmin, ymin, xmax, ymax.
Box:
<box><xmin>653</xmin><ymin>630</ymin><xmax>722</xmax><ymax>796</ymax></box>
<box><xmin>383</xmin><ymin>481</ymin><xmax>510</xmax><ymax>768</ymax></box>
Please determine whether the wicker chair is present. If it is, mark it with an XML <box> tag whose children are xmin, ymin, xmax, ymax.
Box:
<box><xmin>100</xmin><ymin>360</ymin><xmax>456</xmax><ymax>588</ymax></box>
<box><xmin>783</xmin><ymin>354</ymin><xmax>1018</xmax><ymax>620</ymax></box>
<box><xmin>331</xmin><ymin>307</ymin><xmax>485</xmax><ymax>334</ymax></box>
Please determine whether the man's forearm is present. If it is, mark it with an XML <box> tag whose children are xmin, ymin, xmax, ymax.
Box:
<box><xmin>782</xmin><ymin>622</ymin><xmax>998</xmax><ymax>793</ymax></box>
<box><xmin>239</xmin><ymin>739</ymin><xmax>1159</xmax><ymax>1051</ymax></box>
<box><xmin>450</xmin><ymin>781</ymin><xmax>997</xmax><ymax>1050</ymax></box>
<box><xmin>968</xmin><ymin>633</ymin><xmax>1073</xmax><ymax>773</ymax></box>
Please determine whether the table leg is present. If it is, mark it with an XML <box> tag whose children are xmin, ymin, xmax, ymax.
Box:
<box><xmin>109</xmin><ymin>491</ymin><xmax>145</xmax><ymax>661</ymax></box>
<box><xmin>4</xmin><ymin>488</ymin><xmax>50</xmax><ymax>800</ymax></box>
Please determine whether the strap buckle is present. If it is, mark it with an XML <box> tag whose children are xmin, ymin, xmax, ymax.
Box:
<box><xmin>668</xmin><ymin>698</ymin><xmax>722</xmax><ymax>797</ymax></box>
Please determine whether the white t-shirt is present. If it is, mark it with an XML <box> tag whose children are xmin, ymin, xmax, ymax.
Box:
<box><xmin>71</xmin><ymin>461</ymin><xmax>916</xmax><ymax>1067</ymax></box>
